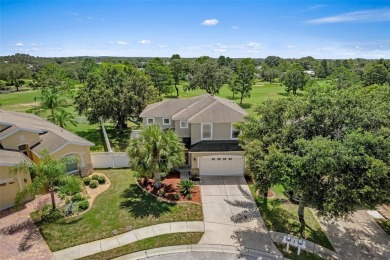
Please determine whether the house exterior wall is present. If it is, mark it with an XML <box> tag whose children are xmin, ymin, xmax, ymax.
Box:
<box><xmin>174</xmin><ymin>120</ymin><xmax>191</xmax><ymax>138</ymax></box>
<box><xmin>190</xmin><ymin>123</ymin><xmax>232</xmax><ymax>145</ymax></box>
<box><xmin>50</xmin><ymin>144</ymin><xmax>93</xmax><ymax>175</ymax></box>
<box><xmin>1</xmin><ymin>130</ymin><xmax>41</xmax><ymax>150</ymax></box>
<box><xmin>189</xmin><ymin>151</ymin><xmax>245</xmax><ymax>169</ymax></box>
<box><xmin>142</xmin><ymin>117</ymin><xmax>174</xmax><ymax>130</ymax></box>
<box><xmin>0</xmin><ymin>165</ymin><xmax>32</xmax><ymax>210</ymax></box>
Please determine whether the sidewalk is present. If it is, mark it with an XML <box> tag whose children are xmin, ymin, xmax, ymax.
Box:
<box><xmin>53</xmin><ymin>221</ymin><xmax>204</xmax><ymax>260</ymax></box>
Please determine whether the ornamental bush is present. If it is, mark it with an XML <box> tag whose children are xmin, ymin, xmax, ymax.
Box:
<box><xmin>178</xmin><ymin>179</ymin><xmax>195</xmax><ymax>196</ymax></box>
<box><xmin>98</xmin><ymin>175</ymin><xmax>106</xmax><ymax>184</ymax></box>
<box><xmin>83</xmin><ymin>177</ymin><xmax>91</xmax><ymax>186</ymax></box>
<box><xmin>89</xmin><ymin>180</ymin><xmax>99</xmax><ymax>189</ymax></box>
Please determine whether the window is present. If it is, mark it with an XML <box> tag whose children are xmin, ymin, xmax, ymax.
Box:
<box><xmin>147</xmin><ymin>118</ymin><xmax>155</xmax><ymax>125</ymax></box>
<box><xmin>163</xmin><ymin>118</ymin><xmax>171</xmax><ymax>125</ymax></box>
<box><xmin>64</xmin><ymin>154</ymin><xmax>78</xmax><ymax>173</ymax></box>
<box><xmin>201</xmin><ymin>123</ymin><xmax>212</xmax><ymax>140</ymax></box>
<box><xmin>231</xmin><ymin>124</ymin><xmax>240</xmax><ymax>139</ymax></box>
<box><xmin>180</xmin><ymin>121</ymin><xmax>188</xmax><ymax>129</ymax></box>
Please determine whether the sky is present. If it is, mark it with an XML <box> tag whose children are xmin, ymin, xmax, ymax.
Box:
<box><xmin>1</xmin><ymin>0</ymin><xmax>390</xmax><ymax>59</ymax></box>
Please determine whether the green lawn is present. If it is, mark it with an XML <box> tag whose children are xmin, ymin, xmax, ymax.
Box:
<box><xmin>79</xmin><ymin>232</ymin><xmax>203</xmax><ymax>260</ymax></box>
<box><xmin>0</xmin><ymin>90</ymin><xmax>40</xmax><ymax>111</ymax></box>
<box><xmin>31</xmin><ymin>169</ymin><xmax>203</xmax><ymax>251</ymax></box>
<box><xmin>249</xmin><ymin>184</ymin><xmax>334</xmax><ymax>251</ymax></box>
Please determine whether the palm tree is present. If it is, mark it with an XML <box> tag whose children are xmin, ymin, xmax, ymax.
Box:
<box><xmin>49</xmin><ymin>109</ymin><xmax>77</xmax><ymax>128</ymax></box>
<box><xmin>10</xmin><ymin>150</ymin><xmax>77</xmax><ymax>209</ymax></box>
<box><xmin>39</xmin><ymin>89</ymin><xmax>66</xmax><ymax>121</ymax></box>
<box><xmin>127</xmin><ymin>125</ymin><xmax>185</xmax><ymax>187</ymax></box>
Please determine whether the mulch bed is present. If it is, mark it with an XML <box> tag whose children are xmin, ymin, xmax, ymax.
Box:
<box><xmin>139</xmin><ymin>172</ymin><xmax>202</xmax><ymax>204</ymax></box>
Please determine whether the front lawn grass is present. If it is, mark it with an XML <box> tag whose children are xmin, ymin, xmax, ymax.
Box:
<box><xmin>249</xmin><ymin>184</ymin><xmax>334</xmax><ymax>251</ymax></box>
<box><xmin>31</xmin><ymin>169</ymin><xmax>203</xmax><ymax>251</ymax></box>
<box><xmin>0</xmin><ymin>90</ymin><xmax>40</xmax><ymax>111</ymax></box>
<box><xmin>79</xmin><ymin>232</ymin><xmax>203</xmax><ymax>260</ymax></box>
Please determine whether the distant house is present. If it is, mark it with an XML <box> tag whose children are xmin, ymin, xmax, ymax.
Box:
<box><xmin>0</xmin><ymin>110</ymin><xmax>94</xmax><ymax>210</ymax></box>
<box><xmin>305</xmin><ymin>70</ymin><xmax>315</xmax><ymax>76</ymax></box>
<box><xmin>140</xmin><ymin>94</ymin><xmax>247</xmax><ymax>176</ymax></box>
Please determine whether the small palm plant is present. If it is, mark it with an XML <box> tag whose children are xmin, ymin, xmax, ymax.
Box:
<box><xmin>178</xmin><ymin>179</ymin><xmax>195</xmax><ymax>196</ymax></box>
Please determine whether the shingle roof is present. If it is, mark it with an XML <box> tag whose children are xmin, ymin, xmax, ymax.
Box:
<box><xmin>188</xmin><ymin>140</ymin><xmax>244</xmax><ymax>152</ymax></box>
<box><xmin>0</xmin><ymin>110</ymin><xmax>94</xmax><ymax>154</ymax></box>
<box><xmin>141</xmin><ymin>94</ymin><xmax>247</xmax><ymax>123</ymax></box>
<box><xmin>0</xmin><ymin>150</ymin><xmax>30</xmax><ymax>166</ymax></box>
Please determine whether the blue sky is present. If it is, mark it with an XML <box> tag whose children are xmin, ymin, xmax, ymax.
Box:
<box><xmin>1</xmin><ymin>0</ymin><xmax>389</xmax><ymax>58</ymax></box>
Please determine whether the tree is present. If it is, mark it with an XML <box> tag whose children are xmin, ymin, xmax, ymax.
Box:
<box><xmin>36</xmin><ymin>64</ymin><xmax>72</xmax><ymax>92</ymax></box>
<box><xmin>1</xmin><ymin>63</ymin><xmax>31</xmax><ymax>91</ymax></box>
<box><xmin>364</xmin><ymin>63</ymin><xmax>389</xmax><ymax>86</ymax></box>
<box><xmin>145</xmin><ymin>58</ymin><xmax>172</xmax><ymax>95</ymax></box>
<box><xmin>49</xmin><ymin>109</ymin><xmax>77</xmax><ymax>128</ymax></box>
<box><xmin>234</xmin><ymin>58</ymin><xmax>256</xmax><ymax>105</ymax></box>
<box><xmin>77</xmin><ymin>58</ymin><xmax>97</xmax><ymax>83</ymax></box>
<box><xmin>239</xmin><ymin>85</ymin><xmax>390</xmax><ymax>231</ymax></box>
<box><xmin>330</xmin><ymin>66</ymin><xmax>360</xmax><ymax>89</ymax></box>
<box><xmin>127</xmin><ymin>125</ymin><xmax>185</xmax><ymax>187</ymax></box>
<box><xmin>75</xmin><ymin>63</ymin><xmax>160</xmax><ymax>133</ymax></box>
<box><xmin>228</xmin><ymin>73</ymin><xmax>239</xmax><ymax>99</ymax></box>
<box><xmin>170</xmin><ymin>58</ymin><xmax>184</xmax><ymax>97</ymax></box>
<box><xmin>263</xmin><ymin>68</ymin><xmax>279</xmax><ymax>84</ymax></box>
<box><xmin>264</xmin><ymin>56</ymin><xmax>281</xmax><ymax>68</ymax></box>
<box><xmin>187</xmin><ymin>59</ymin><xmax>231</xmax><ymax>95</ymax></box>
<box><xmin>314</xmin><ymin>59</ymin><xmax>330</xmax><ymax>79</ymax></box>
<box><xmin>282</xmin><ymin>63</ymin><xmax>308</xmax><ymax>95</ymax></box>
<box><xmin>10</xmin><ymin>151</ymin><xmax>79</xmax><ymax>209</ymax></box>
<box><xmin>39</xmin><ymin>89</ymin><xmax>66</xmax><ymax>120</ymax></box>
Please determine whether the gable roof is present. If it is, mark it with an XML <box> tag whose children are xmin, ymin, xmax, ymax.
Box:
<box><xmin>0</xmin><ymin>110</ymin><xmax>94</xmax><ymax>155</ymax></box>
<box><xmin>0</xmin><ymin>150</ymin><xmax>30</xmax><ymax>166</ymax></box>
<box><xmin>140</xmin><ymin>94</ymin><xmax>247</xmax><ymax>123</ymax></box>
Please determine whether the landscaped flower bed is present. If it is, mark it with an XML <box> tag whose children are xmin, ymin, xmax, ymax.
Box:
<box><xmin>139</xmin><ymin>172</ymin><xmax>202</xmax><ymax>204</ymax></box>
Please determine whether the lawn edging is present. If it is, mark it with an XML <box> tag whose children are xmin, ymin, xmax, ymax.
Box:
<box><xmin>53</xmin><ymin>221</ymin><xmax>205</xmax><ymax>259</ymax></box>
<box><xmin>136</xmin><ymin>181</ymin><xmax>202</xmax><ymax>206</ymax></box>
<box><xmin>270</xmin><ymin>231</ymin><xmax>339</xmax><ymax>260</ymax></box>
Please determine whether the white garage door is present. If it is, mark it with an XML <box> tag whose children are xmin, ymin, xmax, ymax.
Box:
<box><xmin>199</xmin><ymin>155</ymin><xmax>244</xmax><ymax>176</ymax></box>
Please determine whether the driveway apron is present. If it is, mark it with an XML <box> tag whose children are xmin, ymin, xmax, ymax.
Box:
<box><xmin>199</xmin><ymin>176</ymin><xmax>281</xmax><ymax>256</ymax></box>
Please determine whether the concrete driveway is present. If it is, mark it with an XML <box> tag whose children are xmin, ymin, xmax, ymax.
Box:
<box><xmin>316</xmin><ymin>210</ymin><xmax>390</xmax><ymax>260</ymax></box>
<box><xmin>199</xmin><ymin>176</ymin><xmax>281</xmax><ymax>256</ymax></box>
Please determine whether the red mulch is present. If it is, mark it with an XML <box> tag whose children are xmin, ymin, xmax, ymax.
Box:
<box><xmin>139</xmin><ymin>172</ymin><xmax>202</xmax><ymax>204</ymax></box>
<box><xmin>264</xmin><ymin>190</ymin><xmax>275</xmax><ymax>198</ymax></box>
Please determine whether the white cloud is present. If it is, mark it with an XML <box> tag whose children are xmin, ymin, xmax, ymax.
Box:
<box><xmin>287</xmin><ymin>45</ymin><xmax>296</xmax><ymax>49</ymax></box>
<box><xmin>15</xmin><ymin>42</ymin><xmax>24</xmax><ymax>46</ymax></box>
<box><xmin>231</xmin><ymin>25</ymin><xmax>239</xmax><ymax>30</ymax></box>
<box><xmin>116</xmin><ymin>40</ymin><xmax>129</xmax><ymax>45</ymax></box>
<box><xmin>245</xmin><ymin>42</ymin><xmax>262</xmax><ymax>49</ymax></box>
<box><xmin>307</xmin><ymin>8</ymin><xmax>390</xmax><ymax>24</ymax></box>
<box><xmin>201</xmin><ymin>18</ymin><xmax>219</xmax><ymax>26</ymax></box>
<box><xmin>158</xmin><ymin>45</ymin><xmax>168</xmax><ymax>48</ymax></box>
<box><xmin>138</xmin><ymin>40</ymin><xmax>151</xmax><ymax>45</ymax></box>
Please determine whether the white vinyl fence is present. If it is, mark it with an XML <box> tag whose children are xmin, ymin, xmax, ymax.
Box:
<box><xmin>91</xmin><ymin>152</ymin><xmax>130</xmax><ymax>168</ymax></box>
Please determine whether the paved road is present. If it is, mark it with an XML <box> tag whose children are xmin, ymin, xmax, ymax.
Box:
<box><xmin>316</xmin><ymin>210</ymin><xmax>390</xmax><ymax>260</ymax></box>
<box><xmin>199</xmin><ymin>176</ymin><xmax>281</xmax><ymax>256</ymax></box>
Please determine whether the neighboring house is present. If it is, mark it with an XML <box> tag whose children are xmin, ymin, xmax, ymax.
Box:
<box><xmin>0</xmin><ymin>110</ymin><xmax>94</xmax><ymax>210</ymax></box>
<box><xmin>140</xmin><ymin>94</ymin><xmax>247</xmax><ymax>176</ymax></box>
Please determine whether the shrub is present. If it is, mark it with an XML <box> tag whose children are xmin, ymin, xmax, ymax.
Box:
<box><xmin>71</xmin><ymin>193</ymin><xmax>84</xmax><ymax>202</ymax></box>
<box><xmin>83</xmin><ymin>177</ymin><xmax>91</xmax><ymax>186</ymax></box>
<box><xmin>78</xmin><ymin>200</ymin><xmax>89</xmax><ymax>211</ymax></box>
<box><xmin>173</xmin><ymin>193</ymin><xmax>180</xmax><ymax>200</ymax></box>
<box><xmin>89</xmin><ymin>180</ymin><xmax>99</xmax><ymax>189</ymax></box>
<box><xmin>158</xmin><ymin>189</ymin><xmax>165</xmax><ymax>197</ymax></box>
<box><xmin>98</xmin><ymin>175</ymin><xmax>106</xmax><ymax>184</ymax></box>
<box><xmin>41</xmin><ymin>205</ymin><xmax>64</xmax><ymax>221</ymax></box>
<box><xmin>178</xmin><ymin>179</ymin><xmax>195</xmax><ymax>196</ymax></box>
<box><xmin>187</xmin><ymin>193</ymin><xmax>193</xmax><ymax>200</ymax></box>
<box><xmin>91</xmin><ymin>174</ymin><xmax>99</xmax><ymax>180</ymax></box>
<box><xmin>57</xmin><ymin>176</ymin><xmax>82</xmax><ymax>196</ymax></box>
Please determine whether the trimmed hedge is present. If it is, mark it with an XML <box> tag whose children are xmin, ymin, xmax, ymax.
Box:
<box><xmin>89</xmin><ymin>180</ymin><xmax>99</xmax><ymax>189</ymax></box>
<box><xmin>83</xmin><ymin>177</ymin><xmax>91</xmax><ymax>186</ymax></box>
<box><xmin>78</xmin><ymin>200</ymin><xmax>89</xmax><ymax>211</ymax></box>
<box><xmin>98</xmin><ymin>175</ymin><xmax>106</xmax><ymax>184</ymax></box>
<box><xmin>91</xmin><ymin>174</ymin><xmax>99</xmax><ymax>181</ymax></box>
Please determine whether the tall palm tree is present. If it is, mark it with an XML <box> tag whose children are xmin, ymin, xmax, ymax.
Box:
<box><xmin>10</xmin><ymin>150</ymin><xmax>77</xmax><ymax>209</ymax></box>
<box><xmin>48</xmin><ymin>109</ymin><xmax>77</xmax><ymax>128</ymax></box>
<box><xmin>127</xmin><ymin>125</ymin><xmax>185</xmax><ymax>186</ymax></box>
<box><xmin>39</xmin><ymin>89</ymin><xmax>66</xmax><ymax>121</ymax></box>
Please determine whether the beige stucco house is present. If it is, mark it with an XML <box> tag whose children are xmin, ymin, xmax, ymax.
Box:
<box><xmin>0</xmin><ymin>110</ymin><xmax>94</xmax><ymax>210</ymax></box>
<box><xmin>140</xmin><ymin>94</ymin><xmax>247</xmax><ymax>176</ymax></box>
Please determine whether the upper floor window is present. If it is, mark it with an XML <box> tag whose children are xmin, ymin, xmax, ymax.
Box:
<box><xmin>231</xmin><ymin>124</ymin><xmax>240</xmax><ymax>139</ymax></box>
<box><xmin>180</xmin><ymin>121</ymin><xmax>188</xmax><ymax>129</ymax></box>
<box><xmin>147</xmin><ymin>118</ymin><xmax>155</xmax><ymax>125</ymax></box>
<box><xmin>163</xmin><ymin>118</ymin><xmax>171</xmax><ymax>125</ymax></box>
<box><xmin>202</xmin><ymin>123</ymin><xmax>212</xmax><ymax>140</ymax></box>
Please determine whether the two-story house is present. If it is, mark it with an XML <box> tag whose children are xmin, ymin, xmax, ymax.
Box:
<box><xmin>0</xmin><ymin>110</ymin><xmax>94</xmax><ymax>210</ymax></box>
<box><xmin>140</xmin><ymin>94</ymin><xmax>247</xmax><ymax>176</ymax></box>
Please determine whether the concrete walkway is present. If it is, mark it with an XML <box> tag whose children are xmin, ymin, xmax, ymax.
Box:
<box><xmin>53</xmin><ymin>221</ymin><xmax>204</xmax><ymax>260</ymax></box>
<box><xmin>199</xmin><ymin>176</ymin><xmax>282</xmax><ymax>256</ymax></box>
<box><xmin>114</xmin><ymin>244</ymin><xmax>285</xmax><ymax>260</ymax></box>
<box><xmin>314</xmin><ymin>210</ymin><xmax>390</xmax><ymax>260</ymax></box>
